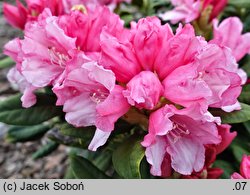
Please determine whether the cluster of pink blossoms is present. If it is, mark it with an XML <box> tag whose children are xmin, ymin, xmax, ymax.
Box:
<box><xmin>160</xmin><ymin>0</ymin><xmax>228</xmax><ymax>24</ymax></box>
<box><xmin>3</xmin><ymin>0</ymin><xmax>131</xmax><ymax>29</ymax></box>
<box><xmin>3</xmin><ymin>2</ymin><xmax>250</xmax><ymax>177</ymax></box>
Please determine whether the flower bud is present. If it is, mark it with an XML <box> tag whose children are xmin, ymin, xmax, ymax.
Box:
<box><xmin>123</xmin><ymin>71</ymin><xmax>163</xmax><ymax>110</ymax></box>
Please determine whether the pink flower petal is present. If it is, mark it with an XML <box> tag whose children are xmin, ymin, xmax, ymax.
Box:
<box><xmin>222</xmin><ymin>101</ymin><xmax>241</xmax><ymax>112</ymax></box>
<box><xmin>21</xmin><ymin>86</ymin><xmax>37</xmax><ymax>108</ymax></box>
<box><xmin>3</xmin><ymin>2</ymin><xmax>27</xmax><ymax>29</ymax></box>
<box><xmin>159</xmin><ymin>0</ymin><xmax>200</xmax><ymax>24</ymax></box>
<box><xmin>163</xmin><ymin>63</ymin><xmax>212</xmax><ymax>109</ymax></box>
<box><xmin>144</xmin><ymin>136</ymin><xmax>167</xmax><ymax>176</ymax></box>
<box><xmin>22</xmin><ymin>58</ymin><xmax>63</xmax><ymax>87</ymax></box>
<box><xmin>96</xmin><ymin>85</ymin><xmax>130</xmax><ymax>131</ymax></box>
<box><xmin>167</xmin><ymin>137</ymin><xmax>205</xmax><ymax>175</ymax></box>
<box><xmin>82</xmin><ymin>61</ymin><xmax>115</xmax><ymax>92</ymax></box>
<box><xmin>7</xmin><ymin>67</ymin><xmax>38</xmax><ymax>108</ymax></box>
<box><xmin>100</xmin><ymin>28</ymin><xmax>141</xmax><ymax>83</ymax></box>
<box><xmin>64</xmin><ymin>94</ymin><xmax>97</xmax><ymax>127</ymax></box>
<box><xmin>88</xmin><ymin>128</ymin><xmax>111</xmax><ymax>151</ymax></box>
<box><xmin>123</xmin><ymin>71</ymin><xmax>163</xmax><ymax>110</ymax></box>
<box><xmin>212</xmin><ymin>17</ymin><xmax>250</xmax><ymax>61</ymax></box>
<box><xmin>215</xmin><ymin>124</ymin><xmax>237</xmax><ymax>154</ymax></box>
<box><xmin>240</xmin><ymin>155</ymin><xmax>250</xmax><ymax>179</ymax></box>
<box><xmin>231</xmin><ymin>173</ymin><xmax>245</xmax><ymax>179</ymax></box>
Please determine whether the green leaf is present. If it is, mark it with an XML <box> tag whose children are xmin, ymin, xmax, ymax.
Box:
<box><xmin>213</xmin><ymin>160</ymin><xmax>235</xmax><ymax>179</ymax></box>
<box><xmin>229</xmin><ymin>0</ymin><xmax>250</xmax><ymax>8</ymax></box>
<box><xmin>64</xmin><ymin>166</ymin><xmax>76</xmax><ymax>179</ymax></box>
<box><xmin>211</xmin><ymin>103</ymin><xmax>250</xmax><ymax>124</ymax></box>
<box><xmin>0</xmin><ymin>93</ymin><xmax>63</xmax><ymax>125</ymax></box>
<box><xmin>92</xmin><ymin>150</ymin><xmax>112</xmax><ymax>172</ymax></box>
<box><xmin>70</xmin><ymin>148</ymin><xmax>113</xmax><ymax>172</ymax></box>
<box><xmin>241</xmin><ymin>57</ymin><xmax>250</xmax><ymax>77</ymax></box>
<box><xmin>32</xmin><ymin>141</ymin><xmax>59</xmax><ymax>160</ymax></box>
<box><xmin>0</xmin><ymin>57</ymin><xmax>15</xmax><ymax>69</ymax></box>
<box><xmin>6</xmin><ymin>124</ymin><xmax>50</xmax><ymax>143</ymax></box>
<box><xmin>243</xmin><ymin>121</ymin><xmax>250</xmax><ymax>135</ymax></box>
<box><xmin>47</xmin><ymin>127</ymin><xmax>92</xmax><ymax>149</ymax></box>
<box><xmin>58</xmin><ymin>121</ymin><xmax>133</xmax><ymax>149</ymax></box>
<box><xmin>242</xmin><ymin>84</ymin><xmax>250</xmax><ymax>92</ymax></box>
<box><xmin>70</xmin><ymin>155</ymin><xmax>110</xmax><ymax>179</ymax></box>
<box><xmin>121</xmin><ymin>15</ymin><xmax>133</xmax><ymax>26</ymax></box>
<box><xmin>243</xmin><ymin>14</ymin><xmax>250</xmax><ymax>32</ymax></box>
<box><xmin>231</xmin><ymin>144</ymin><xmax>250</xmax><ymax>163</ymax></box>
<box><xmin>230</xmin><ymin>131</ymin><xmax>250</xmax><ymax>163</ymax></box>
<box><xmin>60</xmin><ymin>124</ymin><xmax>95</xmax><ymax>148</ymax></box>
<box><xmin>239</xmin><ymin>92</ymin><xmax>250</xmax><ymax>104</ymax></box>
<box><xmin>112</xmin><ymin>135</ymin><xmax>145</xmax><ymax>179</ymax></box>
<box><xmin>151</xmin><ymin>0</ymin><xmax>168</xmax><ymax>7</ymax></box>
<box><xmin>241</xmin><ymin>84</ymin><xmax>250</xmax><ymax>104</ymax></box>
<box><xmin>60</xmin><ymin>124</ymin><xmax>95</xmax><ymax>139</ymax></box>
<box><xmin>140</xmin><ymin>157</ymin><xmax>152</xmax><ymax>179</ymax></box>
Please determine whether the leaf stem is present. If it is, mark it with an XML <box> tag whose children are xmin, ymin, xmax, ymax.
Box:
<box><xmin>0</xmin><ymin>57</ymin><xmax>15</xmax><ymax>69</ymax></box>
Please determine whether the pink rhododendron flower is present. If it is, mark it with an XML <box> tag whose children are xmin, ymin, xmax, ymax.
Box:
<box><xmin>123</xmin><ymin>71</ymin><xmax>163</xmax><ymax>110</ymax></box>
<box><xmin>100</xmin><ymin>16</ymin><xmax>174</xmax><ymax>83</ymax></box>
<box><xmin>160</xmin><ymin>0</ymin><xmax>227</xmax><ymax>24</ymax></box>
<box><xmin>212</xmin><ymin>17</ymin><xmax>250</xmax><ymax>61</ymax></box>
<box><xmin>3</xmin><ymin>0</ymin><xmax>27</xmax><ymax>29</ymax></box>
<box><xmin>63</xmin><ymin>0</ymin><xmax>131</xmax><ymax>11</ymax></box>
<box><xmin>97</xmin><ymin>0</ymin><xmax>132</xmax><ymax>10</ymax></box>
<box><xmin>100</xmin><ymin>29</ymin><xmax>141</xmax><ymax>83</ymax></box>
<box><xmin>182</xmin><ymin>124</ymin><xmax>236</xmax><ymax>179</ymax></box>
<box><xmin>203</xmin><ymin>0</ymin><xmax>228</xmax><ymax>22</ymax></box>
<box><xmin>215</xmin><ymin>124</ymin><xmax>237</xmax><ymax>154</ymax></box>
<box><xmin>3</xmin><ymin>0</ymin><xmax>131</xmax><ymax>29</ymax></box>
<box><xmin>21</xmin><ymin>10</ymin><xmax>76</xmax><ymax>88</ymax></box>
<box><xmin>4</xmin><ymin>37</ymin><xmax>39</xmax><ymax>108</ymax></box>
<box><xmin>4</xmin><ymin>9</ymin><xmax>76</xmax><ymax>107</ymax></box>
<box><xmin>231</xmin><ymin>155</ymin><xmax>250</xmax><ymax>179</ymax></box>
<box><xmin>53</xmin><ymin>52</ymin><xmax>115</xmax><ymax>126</ymax></box>
<box><xmin>88</xmin><ymin>129</ymin><xmax>111</xmax><ymax>151</ymax></box>
<box><xmin>5</xmin><ymin>9</ymin><xmax>75</xmax><ymax>87</ymax></box>
<box><xmin>142</xmin><ymin>104</ymin><xmax>221</xmax><ymax>176</ymax></box>
<box><xmin>181</xmin><ymin>147</ymin><xmax>223</xmax><ymax>179</ymax></box>
<box><xmin>102</xmin><ymin>19</ymin><xmax>196</xmax><ymax>82</ymax></box>
<box><xmin>3</xmin><ymin>0</ymin><xmax>65</xmax><ymax>29</ymax></box>
<box><xmin>4</xmin><ymin>38</ymin><xmax>38</xmax><ymax>108</ymax></box>
<box><xmin>202</xmin><ymin>147</ymin><xmax>224</xmax><ymax>179</ymax></box>
<box><xmin>159</xmin><ymin>0</ymin><xmax>201</xmax><ymax>24</ymax></box>
<box><xmin>61</xmin><ymin>0</ymin><xmax>86</xmax><ymax>12</ymax></box>
<box><xmin>4</xmin><ymin>6</ymin><xmax>124</xmax><ymax>108</ymax></box>
<box><xmin>95</xmin><ymin>85</ymin><xmax>131</xmax><ymax>132</ymax></box>
<box><xmin>58</xmin><ymin>6</ymin><xmax>125</xmax><ymax>54</ymax></box>
<box><xmin>101</xmin><ymin>17</ymin><xmax>245</xmax><ymax>112</ymax></box>
<box><xmin>163</xmin><ymin>40</ymin><xmax>246</xmax><ymax>112</ymax></box>
<box><xmin>53</xmin><ymin>52</ymin><xmax>130</xmax><ymax>150</ymax></box>
<box><xmin>129</xmin><ymin>17</ymin><xmax>174</xmax><ymax>72</ymax></box>
<box><xmin>7</xmin><ymin>67</ymin><xmax>37</xmax><ymax>108</ymax></box>
<box><xmin>4</xmin><ymin>38</ymin><xmax>23</xmax><ymax>70</ymax></box>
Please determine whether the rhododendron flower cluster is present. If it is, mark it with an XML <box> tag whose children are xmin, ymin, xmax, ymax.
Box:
<box><xmin>212</xmin><ymin>17</ymin><xmax>250</xmax><ymax>62</ymax></box>
<box><xmin>160</xmin><ymin>0</ymin><xmax>228</xmax><ymax>24</ymax></box>
<box><xmin>2</xmin><ymin>0</ymin><xmax>250</xmax><ymax>179</ymax></box>
<box><xmin>3</xmin><ymin>0</ymin><xmax>131</xmax><ymax>29</ymax></box>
